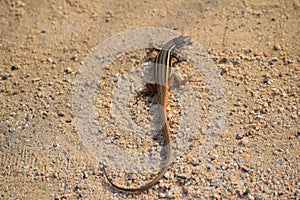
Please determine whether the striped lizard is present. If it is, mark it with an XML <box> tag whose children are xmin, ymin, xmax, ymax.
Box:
<box><xmin>103</xmin><ymin>35</ymin><xmax>192</xmax><ymax>193</ymax></box>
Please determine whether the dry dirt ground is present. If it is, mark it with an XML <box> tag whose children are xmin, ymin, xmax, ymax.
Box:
<box><xmin>0</xmin><ymin>0</ymin><xmax>299</xmax><ymax>199</ymax></box>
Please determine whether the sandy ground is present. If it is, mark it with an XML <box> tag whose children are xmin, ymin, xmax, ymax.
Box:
<box><xmin>0</xmin><ymin>0</ymin><xmax>299</xmax><ymax>199</ymax></box>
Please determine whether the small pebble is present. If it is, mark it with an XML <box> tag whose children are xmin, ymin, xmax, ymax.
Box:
<box><xmin>113</xmin><ymin>135</ymin><xmax>120</xmax><ymax>140</ymax></box>
<box><xmin>210</xmin><ymin>182</ymin><xmax>218</xmax><ymax>188</ymax></box>
<box><xmin>83</xmin><ymin>171</ymin><xmax>89</xmax><ymax>179</ymax></box>
<box><xmin>236</xmin><ymin>134</ymin><xmax>243</xmax><ymax>140</ymax></box>
<box><xmin>71</xmin><ymin>56</ymin><xmax>78</xmax><ymax>62</ymax></box>
<box><xmin>242</xmin><ymin>166</ymin><xmax>250</xmax><ymax>173</ymax></box>
<box><xmin>63</xmin><ymin>46</ymin><xmax>68</xmax><ymax>52</ymax></box>
<box><xmin>37</xmin><ymin>91</ymin><xmax>42</xmax><ymax>97</ymax></box>
<box><xmin>244</xmin><ymin>49</ymin><xmax>251</xmax><ymax>53</ymax></box>
<box><xmin>273</xmin><ymin>44</ymin><xmax>281</xmax><ymax>51</ymax></box>
<box><xmin>273</xmin><ymin>150</ymin><xmax>279</xmax><ymax>156</ymax></box>
<box><xmin>239</xmin><ymin>138</ymin><xmax>249</xmax><ymax>146</ymax></box>
<box><xmin>247</xmin><ymin>195</ymin><xmax>254</xmax><ymax>200</ymax></box>
<box><xmin>200</xmin><ymin>128</ymin><xmax>206</xmax><ymax>135</ymax></box>
<box><xmin>207</xmin><ymin>165</ymin><xmax>211</xmax><ymax>171</ymax></box>
<box><xmin>269</xmin><ymin>60</ymin><xmax>275</xmax><ymax>66</ymax></box>
<box><xmin>164</xmin><ymin>171</ymin><xmax>170</xmax><ymax>179</ymax></box>
<box><xmin>210</xmin><ymin>154</ymin><xmax>219</xmax><ymax>160</ymax></box>
<box><xmin>213</xmin><ymin>193</ymin><xmax>221</xmax><ymax>200</ymax></box>
<box><xmin>75</xmin><ymin>184</ymin><xmax>81</xmax><ymax>190</ymax></box>
<box><xmin>263</xmin><ymin>185</ymin><xmax>270</xmax><ymax>193</ymax></box>
<box><xmin>11</xmin><ymin>66</ymin><xmax>18</xmax><ymax>70</ymax></box>
<box><xmin>243</xmin><ymin>188</ymin><xmax>250</xmax><ymax>196</ymax></box>
<box><xmin>9</xmin><ymin>127</ymin><xmax>16</xmax><ymax>133</ymax></box>
<box><xmin>47</xmin><ymin>57</ymin><xmax>53</xmax><ymax>63</ymax></box>
<box><xmin>65</xmin><ymin>67</ymin><xmax>72</xmax><ymax>74</ymax></box>
<box><xmin>291</xmin><ymin>113</ymin><xmax>297</xmax><ymax>119</ymax></box>
<box><xmin>2</xmin><ymin>73</ymin><xmax>10</xmax><ymax>80</ymax></box>
<box><xmin>58</xmin><ymin>112</ymin><xmax>65</xmax><ymax>117</ymax></box>
<box><xmin>159</xmin><ymin>193</ymin><xmax>166</xmax><ymax>198</ymax></box>
<box><xmin>53</xmin><ymin>143</ymin><xmax>60</xmax><ymax>148</ymax></box>
<box><xmin>263</xmin><ymin>77</ymin><xmax>269</xmax><ymax>84</ymax></box>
